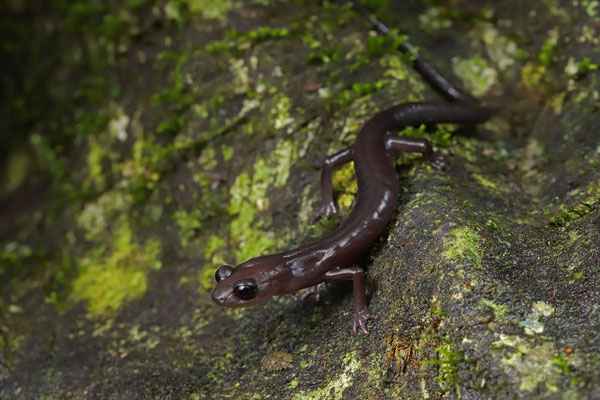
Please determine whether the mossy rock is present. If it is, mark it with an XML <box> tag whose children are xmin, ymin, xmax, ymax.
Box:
<box><xmin>1</xmin><ymin>0</ymin><xmax>599</xmax><ymax>398</ymax></box>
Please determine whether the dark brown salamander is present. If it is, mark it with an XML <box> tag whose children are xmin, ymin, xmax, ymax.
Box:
<box><xmin>212</xmin><ymin>5</ymin><xmax>492</xmax><ymax>335</ymax></box>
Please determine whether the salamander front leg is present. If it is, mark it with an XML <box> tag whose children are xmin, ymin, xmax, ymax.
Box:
<box><xmin>385</xmin><ymin>136</ymin><xmax>450</xmax><ymax>172</ymax></box>
<box><xmin>313</xmin><ymin>146</ymin><xmax>355</xmax><ymax>221</ymax></box>
<box><xmin>325</xmin><ymin>266</ymin><xmax>377</xmax><ymax>335</ymax></box>
<box><xmin>301</xmin><ymin>282</ymin><xmax>327</xmax><ymax>302</ymax></box>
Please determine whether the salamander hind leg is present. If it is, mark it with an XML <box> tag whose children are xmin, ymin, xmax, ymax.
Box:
<box><xmin>325</xmin><ymin>266</ymin><xmax>378</xmax><ymax>335</ymax></box>
<box><xmin>385</xmin><ymin>136</ymin><xmax>450</xmax><ymax>172</ymax></box>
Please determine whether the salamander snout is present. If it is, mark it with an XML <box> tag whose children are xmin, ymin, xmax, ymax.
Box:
<box><xmin>212</xmin><ymin>290</ymin><xmax>226</xmax><ymax>305</ymax></box>
<box><xmin>212</xmin><ymin>292</ymin><xmax>225</xmax><ymax>305</ymax></box>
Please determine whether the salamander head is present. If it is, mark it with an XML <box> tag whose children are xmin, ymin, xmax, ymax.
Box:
<box><xmin>211</xmin><ymin>255</ymin><xmax>288</xmax><ymax>308</ymax></box>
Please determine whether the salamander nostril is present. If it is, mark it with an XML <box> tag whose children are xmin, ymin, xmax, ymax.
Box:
<box><xmin>211</xmin><ymin>291</ymin><xmax>225</xmax><ymax>304</ymax></box>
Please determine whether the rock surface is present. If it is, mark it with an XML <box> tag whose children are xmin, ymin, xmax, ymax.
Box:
<box><xmin>0</xmin><ymin>0</ymin><xmax>599</xmax><ymax>398</ymax></box>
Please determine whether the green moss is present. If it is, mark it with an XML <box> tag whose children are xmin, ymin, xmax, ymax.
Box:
<box><xmin>77</xmin><ymin>191</ymin><xmax>130</xmax><ymax>240</ymax></box>
<box><xmin>186</xmin><ymin>0</ymin><xmax>232</xmax><ymax>20</ymax></box>
<box><xmin>493</xmin><ymin>335</ymin><xmax>564</xmax><ymax>394</ymax></box>
<box><xmin>425</xmin><ymin>342</ymin><xmax>464</xmax><ymax>392</ymax></box>
<box><xmin>489</xmin><ymin>301</ymin><xmax>576</xmax><ymax>395</ymax></box>
<box><xmin>165</xmin><ymin>0</ymin><xmax>234</xmax><ymax>25</ymax></box>
<box><xmin>480</xmin><ymin>298</ymin><xmax>507</xmax><ymax>320</ymax></box>
<box><xmin>269</xmin><ymin>94</ymin><xmax>295</xmax><ymax>130</ymax></box>
<box><xmin>452</xmin><ymin>56</ymin><xmax>497</xmax><ymax>97</ymax></box>
<box><xmin>521</xmin><ymin>62</ymin><xmax>549</xmax><ymax>89</ymax></box>
<box><xmin>222</xmin><ymin>144</ymin><xmax>234</xmax><ymax>161</ymax></box>
<box><xmin>565</xmin><ymin>57</ymin><xmax>598</xmax><ymax>78</ymax></box>
<box><xmin>292</xmin><ymin>351</ymin><xmax>360</xmax><ymax>400</ymax></box>
<box><xmin>174</xmin><ymin>207</ymin><xmax>203</xmax><ymax>248</ymax></box>
<box><xmin>198</xmin><ymin>25</ymin><xmax>290</xmax><ymax>56</ymax></box>
<box><xmin>366</xmin><ymin>29</ymin><xmax>408</xmax><ymax>58</ymax></box>
<box><xmin>479</xmin><ymin>23</ymin><xmax>518</xmax><ymax>71</ymax></box>
<box><xmin>332</xmin><ymin>162</ymin><xmax>357</xmax><ymax>213</ymax></box>
<box><xmin>397</xmin><ymin>124</ymin><xmax>454</xmax><ymax>149</ymax></box>
<box><xmin>167</xmin><ymin>147</ymin><xmax>230</xmax><ymax>242</ymax></box>
<box><xmin>381</xmin><ymin>53</ymin><xmax>426</xmax><ymax>97</ymax></box>
<box><xmin>204</xmin><ymin>235</ymin><xmax>226</xmax><ymax>264</ymax></box>
<box><xmin>228</xmin><ymin>172</ymin><xmax>276</xmax><ymax>260</ymax></box>
<box><xmin>552</xmin><ymin>354</ymin><xmax>571</xmax><ymax>376</ymax></box>
<box><xmin>1</xmin><ymin>149</ymin><xmax>29</xmax><ymax>196</ymax></box>
<box><xmin>581</xmin><ymin>0</ymin><xmax>599</xmax><ymax>16</ymax></box>
<box><xmin>0</xmin><ymin>242</ymin><xmax>32</xmax><ymax>275</ymax></box>
<box><xmin>43</xmin><ymin>250</ymin><xmax>77</xmax><ymax>314</ymax></box>
<box><xmin>443</xmin><ymin>227</ymin><xmax>483</xmax><ymax>269</ymax></box>
<box><xmin>539</xmin><ymin>28</ymin><xmax>559</xmax><ymax>66</ymax></box>
<box><xmin>568</xmin><ymin>230</ymin><xmax>582</xmax><ymax>243</ymax></box>
<box><xmin>200</xmin><ymin>140</ymin><xmax>298</xmax><ymax>289</ymax></box>
<box><xmin>86</xmin><ymin>134</ymin><xmax>108</xmax><ymax>190</ymax></box>
<box><xmin>548</xmin><ymin>201</ymin><xmax>595</xmax><ymax>227</ymax></box>
<box><xmin>418</xmin><ymin>6</ymin><xmax>452</xmax><ymax>32</ymax></box>
<box><xmin>472</xmin><ymin>173</ymin><xmax>497</xmax><ymax>190</ymax></box>
<box><xmin>30</xmin><ymin>133</ymin><xmax>66</xmax><ymax>183</ymax></box>
<box><xmin>71</xmin><ymin>222</ymin><xmax>162</xmax><ymax>316</ymax></box>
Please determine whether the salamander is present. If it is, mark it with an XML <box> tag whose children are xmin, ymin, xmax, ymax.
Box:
<box><xmin>211</xmin><ymin>4</ymin><xmax>492</xmax><ymax>335</ymax></box>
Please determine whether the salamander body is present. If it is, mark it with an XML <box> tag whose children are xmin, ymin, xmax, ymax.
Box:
<box><xmin>212</xmin><ymin>4</ymin><xmax>491</xmax><ymax>335</ymax></box>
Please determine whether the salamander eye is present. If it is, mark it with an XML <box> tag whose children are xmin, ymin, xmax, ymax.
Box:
<box><xmin>215</xmin><ymin>265</ymin><xmax>234</xmax><ymax>283</ymax></box>
<box><xmin>233</xmin><ymin>278</ymin><xmax>258</xmax><ymax>300</ymax></box>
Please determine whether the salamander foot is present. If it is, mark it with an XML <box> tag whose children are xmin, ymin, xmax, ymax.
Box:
<box><xmin>429</xmin><ymin>152</ymin><xmax>450</xmax><ymax>172</ymax></box>
<box><xmin>312</xmin><ymin>200</ymin><xmax>338</xmax><ymax>222</ymax></box>
<box><xmin>301</xmin><ymin>282</ymin><xmax>327</xmax><ymax>302</ymax></box>
<box><xmin>353</xmin><ymin>308</ymin><xmax>378</xmax><ymax>336</ymax></box>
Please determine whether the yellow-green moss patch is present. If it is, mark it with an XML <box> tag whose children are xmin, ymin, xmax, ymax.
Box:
<box><xmin>443</xmin><ymin>227</ymin><xmax>483</xmax><ymax>269</ymax></box>
<box><xmin>292</xmin><ymin>351</ymin><xmax>361</xmax><ymax>400</ymax></box>
<box><xmin>72</xmin><ymin>222</ymin><xmax>162</xmax><ymax>316</ymax></box>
